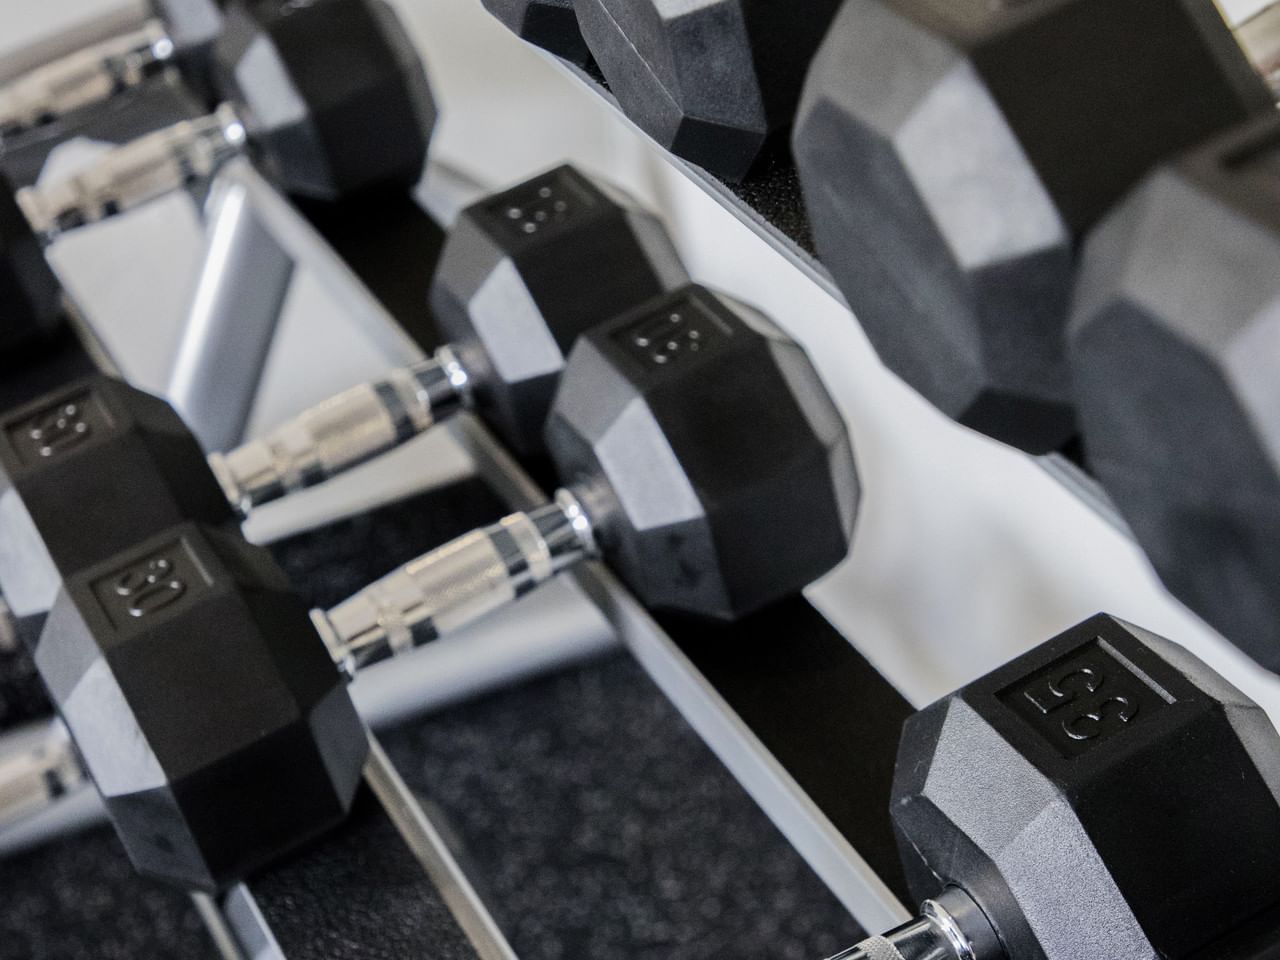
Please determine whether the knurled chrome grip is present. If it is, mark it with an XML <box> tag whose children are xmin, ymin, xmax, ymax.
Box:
<box><xmin>848</xmin><ymin>939</ymin><xmax>907</xmax><ymax>960</ymax></box>
<box><xmin>209</xmin><ymin>364</ymin><xmax>441</xmax><ymax>514</ymax></box>
<box><xmin>315</xmin><ymin>504</ymin><xmax>585</xmax><ymax>676</ymax></box>
<box><xmin>0</xmin><ymin>20</ymin><xmax>172</xmax><ymax>140</ymax></box>
<box><xmin>17</xmin><ymin>103</ymin><xmax>244</xmax><ymax>239</ymax></box>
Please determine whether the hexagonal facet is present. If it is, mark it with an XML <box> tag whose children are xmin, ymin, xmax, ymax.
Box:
<box><xmin>430</xmin><ymin>165</ymin><xmax>688</xmax><ymax>456</ymax></box>
<box><xmin>1069</xmin><ymin>116</ymin><xmax>1280</xmax><ymax>674</ymax></box>
<box><xmin>0</xmin><ymin>376</ymin><xmax>233</xmax><ymax>619</ymax></box>
<box><xmin>0</xmin><ymin>173</ymin><xmax>63</xmax><ymax>356</ymax></box>
<box><xmin>893</xmin><ymin>614</ymin><xmax>1280</xmax><ymax>960</ymax></box>
<box><xmin>37</xmin><ymin>523</ymin><xmax>366</xmax><ymax>892</ymax></box>
<box><xmin>793</xmin><ymin>0</ymin><xmax>1271</xmax><ymax>453</ymax></box>
<box><xmin>574</xmin><ymin>0</ymin><xmax>840</xmax><ymax>181</ymax></box>
<box><xmin>544</xmin><ymin>284</ymin><xmax>858</xmax><ymax>619</ymax></box>
<box><xmin>155</xmin><ymin>0</ymin><xmax>226</xmax><ymax>103</ymax></box>
<box><xmin>480</xmin><ymin>0</ymin><xmax>591</xmax><ymax>64</ymax></box>
<box><xmin>213</xmin><ymin>0</ymin><xmax>436</xmax><ymax>200</ymax></box>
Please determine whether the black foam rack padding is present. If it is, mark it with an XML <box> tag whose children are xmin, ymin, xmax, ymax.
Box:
<box><xmin>575</xmin><ymin>62</ymin><xmax>816</xmax><ymax>257</ymax></box>
<box><xmin>0</xmin><ymin>826</ymin><xmax>218</xmax><ymax>960</ymax></box>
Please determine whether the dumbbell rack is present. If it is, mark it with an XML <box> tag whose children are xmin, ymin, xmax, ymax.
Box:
<box><xmin>6</xmin><ymin>1</ymin><xmax>1280</xmax><ymax>958</ymax></box>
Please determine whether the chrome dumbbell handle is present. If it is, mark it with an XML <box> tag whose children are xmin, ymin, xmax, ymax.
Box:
<box><xmin>16</xmin><ymin>103</ymin><xmax>245</xmax><ymax>240</ymax></box>
<box><xmin>208</xmin><ymin>348</ymin><xmax>470</xmax><ymax>515</ymax></box>
<box><xmin>826</xmin><ymin>891</ymin><xmax>998</xmax><ymax>960</ymax></box>
<box><xmin>0</xmin><ymin>20</ymin><xmax>174</xmax><ymax>144</ymax></box>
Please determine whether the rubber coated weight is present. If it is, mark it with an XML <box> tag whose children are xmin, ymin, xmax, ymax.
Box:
<box><xmin>37</xmin><ymin>522</ymin><xmax>365</xmax><ymax>892</ymax></box>
<box><xmin>793</xmin><ymin>0</ymin><xmax>1273</xmax><ymax>453</ymax></box>
<box><xmin>892</xmin><ymin>614</ymin><xmax>1280</xmax><ymax>959</ymax></box>
<box><xmin>212</xmin><ymin>0</ymin><xmax>436</xmax><ymax>199</ymax></box>
<box><xmin>155</xmin><ymin>0</ymin><xmax>226</xmax><ymax>101</ymax></box>
<box><xmin>544</xmin><ymin>283</ymin><xmax>858</xmax><ymax>619</ymax></box>
<box><xmin>480</xmin><ymin>0</ymin><xmax>591</xmax><ymax>65</ymax></box>
<box><xmin>0</xmin><ymin>376</ymin><xmax>233</xmax><ymax>619</ymax></box>
<box><xmin>1068</xmin><ymin>114</ymin><xmax>1280</xmax><ymax>675</ymax></box>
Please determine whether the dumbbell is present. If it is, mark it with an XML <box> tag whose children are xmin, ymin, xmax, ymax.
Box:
<box><xmin>571</xmin><ymin>0</ymin><xmax>844</xmax><ymax>182</ymax></box>
<box><xmin>480</xmin><ymin>0</ymin><xmax>591</xmax><ymax>65</ymax></box>
<box><xmin>826</xmin><ymin>613</ymin><xmax>1280</xmax><ymax>960</ymax></box>
<box><xmin>0</xmin><ymin>165</ymin><xmax>686</xmax><ymax>625</ymax></box>
<box><xmin>1</xmin><ymin>283</ymin><xmax>856</xmax><ymax>890</ymax></box>
<box><xmin>313</xmin><ymin>282</ymin><xmax>858</xmax><ymax>671</ymax></box>
<box><xmin>1067</xmin><ymin>115</ymin><xmax>1280</xmax><ymax>675</ymax></box>
<box><xmin>0</xmin><ymin>0</ymin><xmax>227</xmax><ymax>145</ymax></box>
<box><xmin>792</xmin><ymin>0</ymin><xmax>1280</xmax><ymax>454</ymax></box>
<box><xmin>7</xmin><ymin>0</ymin><xmax>434</xmax><ymax>245</ymax></box>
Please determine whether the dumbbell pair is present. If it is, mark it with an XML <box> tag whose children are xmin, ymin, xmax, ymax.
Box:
<box><xmin>0</xmin><ymin>145</ymin><xmax>859</xmax><ymax>891</ymax></box>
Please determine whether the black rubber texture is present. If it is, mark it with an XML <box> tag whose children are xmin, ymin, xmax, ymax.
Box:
<box><xmin>579</xmin><ymin>64</ymin><xmax>816</xmax><ymax>256</ymax></box>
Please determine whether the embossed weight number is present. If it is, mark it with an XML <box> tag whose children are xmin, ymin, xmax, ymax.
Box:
<box><xmin>1022</xmin><ymin>663</ymin><xmax>1138</xmax><ymax>743</ymax></box>
<box><xmin>111</xmin><ymin>557</ymin><xmax>187</xmax><ymax>618</ymax></box>
<box><xmin>28</xmin><ymin>402</ymin><xmax>91</xmax><ymax>457</ymax></box>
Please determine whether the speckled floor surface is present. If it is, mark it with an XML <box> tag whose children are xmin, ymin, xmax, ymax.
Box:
<box><xmin>0</xmin><ymin>484</ymin><xmax>864</xmax><ymax>958</ymax></box>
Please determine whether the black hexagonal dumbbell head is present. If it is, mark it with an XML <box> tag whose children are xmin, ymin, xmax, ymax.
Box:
<box><xmin>1068</xmin><ymin>115</ymin><xmax>1280</xmax><ymax>675</ymax></box>
<box><xmin>546</xmin><ymin>283</ymin><xmax>858</xmax><ymax>619</ymax></box>
<box><xmin>213</xmin><ymin>0</ymin><xmax>436</xmax><ymax>200</ymax></box>
<box><xmin>792</xmin><ymin>0</ymin><xmax>1273</xmax><ymax>454</ymax></box>
<box><xmin>573</xmin><ymin>0</ymin><xmax>842</xmax><ymax>182</ymax></box>
<box><xmin>0</xmin><ymin>171</ymin><xmax>63</xmax><ymax>357</ymax></box>
<box><xmin>0</xmin><ymin>375</ymin><xmax>234</xmax><ymax>619</ymax></box>
<box><xmin>0</xmin><ymin>0</ymin><xmax>225</xmax><ymax>145</ymax></box>
<box><xmin>431</xmin><ymin>164</ymin><xmax>689</xmax><ymax>457</ymax></box>
<box><xmin>480</xmin><ymin>0</ymin><xmax>591</xmax><ymax>65</ymax></box>
<box><xmin>37</xmin><ymin>522</ymin><xmax>366</xmax><ymax>892</ymax></box>
<box><xmin>889</xmin><ymin>614</ymin><xmax>1280</xmax><ymax>960</ymax></box>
